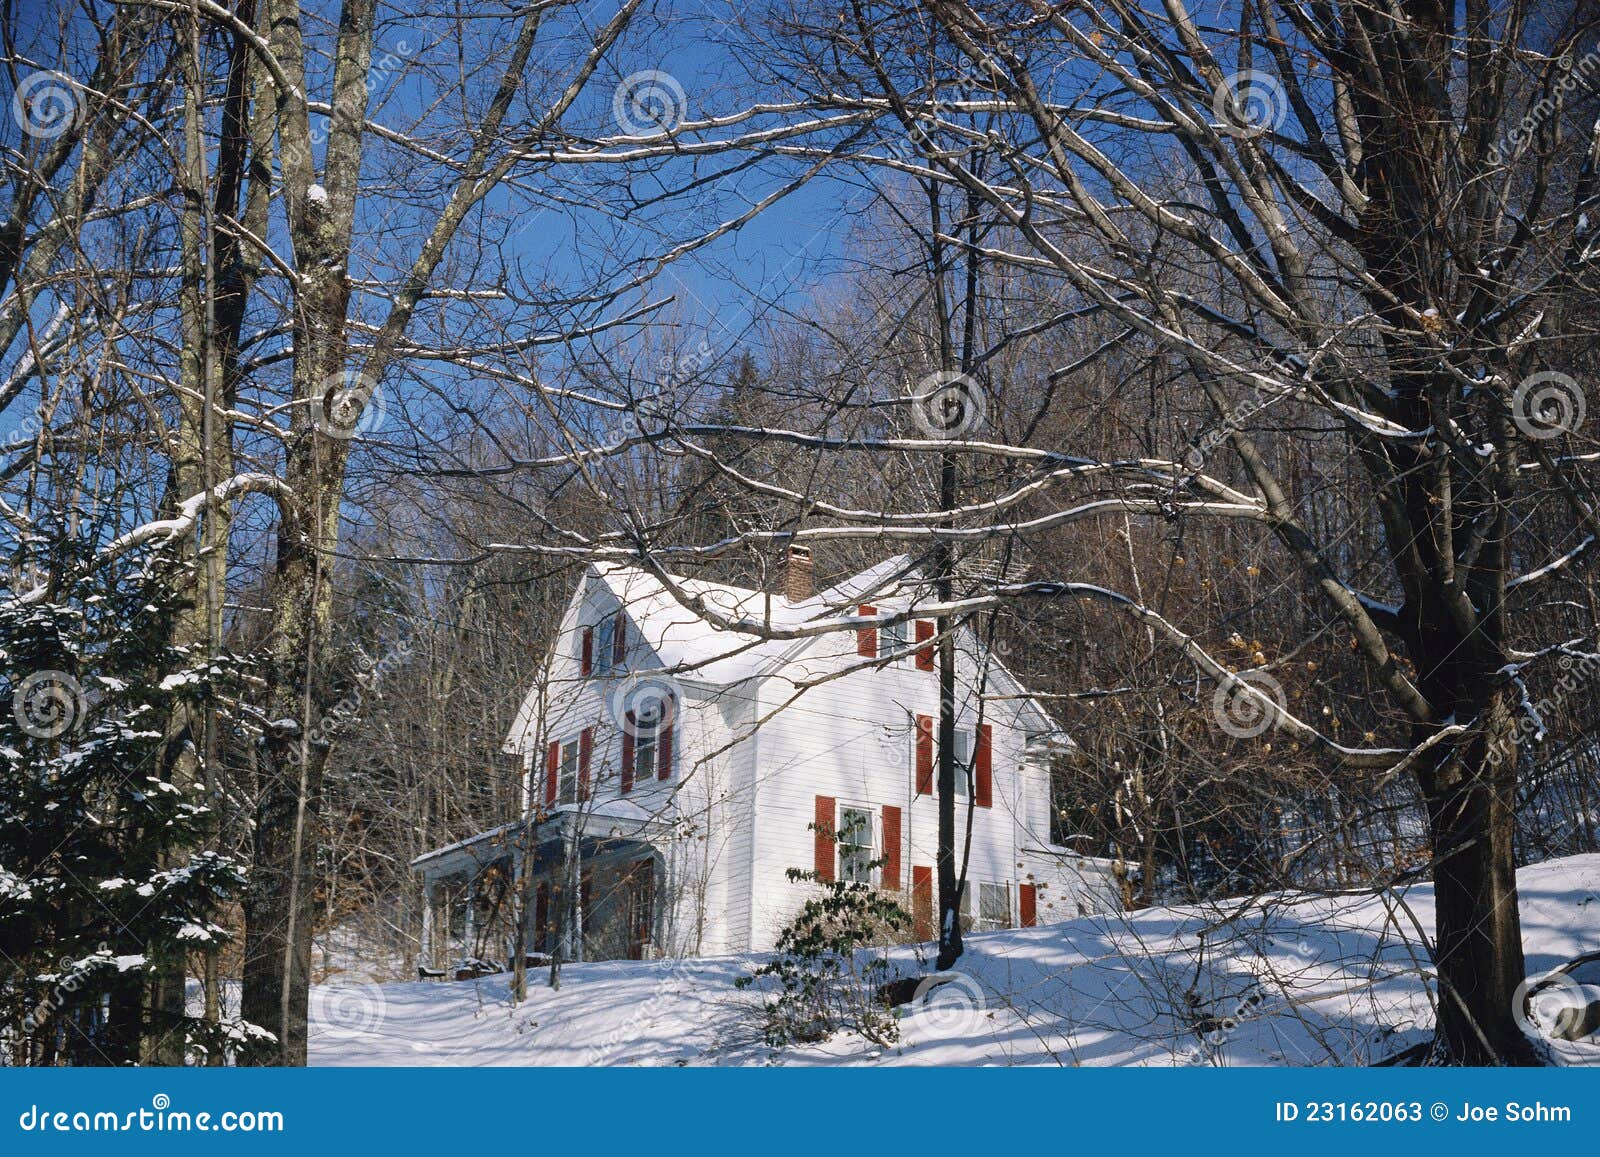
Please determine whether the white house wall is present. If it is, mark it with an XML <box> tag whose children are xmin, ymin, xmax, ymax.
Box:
<box><xmin>498</xmin><ymin>566</ymin><xmax>1118</xmax><ymax>959</ymax></box>
<box><xmin>742</xmin><ymin>621</ymin><xmax>1071</xmax><ymax>949</ymax></box>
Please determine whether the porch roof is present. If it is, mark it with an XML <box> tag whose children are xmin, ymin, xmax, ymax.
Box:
<box><xmin>409</xmin><ymin>799</ymin><xmax>671</xmax><ymax>881</ymax></box>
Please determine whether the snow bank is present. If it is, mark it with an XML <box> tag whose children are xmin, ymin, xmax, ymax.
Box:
<box><xmin>309</xmin><ymin>854</ymin><xmax>1600</xmax><ymax>1067</ymax></box>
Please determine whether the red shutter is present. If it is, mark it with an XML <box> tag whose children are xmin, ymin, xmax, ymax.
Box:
<box><xmin>914</xmin><ymin>714</ymin><xmax>934</xmax><ymax>795</ymax></box>
<box><xmin>578</xmin><ymin>726</ymin><xmax>593</xmax><ymax>800</ymax></box>
<box><xmin>657</xmin><ymin>700</ymin><xmax>673</xmax><ymax>780</ymax></box>
<box><xmin>580</xmin><ymin>626</ymin><xmax>594</xmax><ymax>676</ymax></box>
<box><xmin>881</xmin><ymin>805</ymin><xmax>902</xmax><ymax>891</ymax></box>
<box><xmin>544</xmin><ymin>740</ymin><xmax>559</xmax><ymax>807</ymax></box>
<box><xmin>915</xmin><ymin>620</ymin><xmax>936</xmax><ymax>669</ymax></box>
<box><xmin>911</xmin><ymin>866</ymin><xmax>933</xmax><ymax>940</ymax></box>
<box><xmin>975</xmin><ymin>723</ymin><xmax>993</xmax><ymax>808</ymax></box>
<box><xmin>813</xmin><ymin>795</ymin><xmax>836</xmax><ymax>882</ymax></box>
<box><xmin>535</xmin><ymin>881</ymin><xmax>550</xmax><ymax>949</ymax></box>
<box><xmin>620</xmin><ymin>713</ymin><xmax>635</xmax><ymax>794</ymax></box>
<box><xmin>612</xmin><ymin>612</ymin><xmax>627</xmax><ymax>666</ymax></box>
<box><xmin>856</xmin><ymin>604</ymin><xmax>878</xmax><ymax>657</ymax></box>
<box><xmin>1019</xmin><ymin>883</ymin><xmax>1038</xmax><ymax>928</ymax></box>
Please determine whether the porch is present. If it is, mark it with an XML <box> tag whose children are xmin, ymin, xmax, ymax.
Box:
<box><xmin>411</xmin><ymin>801</ymin><xmax>672</xmax><ymax>971</ymax></box>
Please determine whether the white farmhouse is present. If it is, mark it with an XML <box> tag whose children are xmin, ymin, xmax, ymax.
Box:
<box><xmin>412</xmin><ymin>548</ymin><xmax>1119</xmax><ymax>965</ymax></box>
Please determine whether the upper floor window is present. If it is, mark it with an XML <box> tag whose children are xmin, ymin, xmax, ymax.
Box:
<box><xmin>621</xmin><ymin>690</ymin><xmax>674</xmax><ymax>791</ymax></box>
<box><xmin>557</xmin><ymin>738</ymin><xmax>581</xmax><ymax>804</ymax></box>
<box><xmin>913</xmin><ymin>716</ymin><xmax>992</xmax><ymax>806</ymax></box>
<box><xmin>633</xmin><ymin>700</ymin><xmax>662</xmax><ymax>779</ymax></box>
<box><xmin>544</xmin><ymin>728</ymin><xmax>592</xmax><ymax>807</ymax></box>
<box><xmin>837</xmin><ymin>807</ymin><xmax>874</xmax><ymax>883</ymax></box>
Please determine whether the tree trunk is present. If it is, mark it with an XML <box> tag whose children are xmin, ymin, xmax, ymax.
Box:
<box><xmin>241</xmin><ymin>722</ymin><xmax>330</xmax><ymax>1064</ymax></box>
<box><xmin>1418</xmin><ymin>690</ymin><xmax>1536</xmax><ymax>1065</ymax></box>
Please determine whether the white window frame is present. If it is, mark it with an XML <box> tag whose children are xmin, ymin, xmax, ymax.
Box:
<box><xmin>956</xmin><ymin>879</ymin><xmax>1013</xmax><ymax>932</ymax></box>
<box><xmin>557</xmin><ymin>738</ymin><xmax>580</xmax><ymax>804</ymax></box>
<box><xmin>952</xmin><ymin>729</ymin><xmax>975</xmax><ymax>797</ymax></box>
<box><xmin>836</xmin><ymin>805</ymin><xmax>875</xmax><ymax>884</ymax></box>
<box><xmin>633</xmin><ymin>705</ymin><xmax>660</xmax><ymax>781</ymax></box>
<box><xmin>976</xmin><ymin>881</ymin><xmax>1012</xmax><ymax>932</ymax></box>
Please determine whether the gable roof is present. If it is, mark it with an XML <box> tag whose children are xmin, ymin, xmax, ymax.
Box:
<box><xmin>505</xmin><ymin>555</ymin><xmax>1069</xmax><ymax>751</ymax></box>
<box><xmin>590</xmin><ymin>554</ymin><xmax>919</xmax><ymax>684</ymax></box>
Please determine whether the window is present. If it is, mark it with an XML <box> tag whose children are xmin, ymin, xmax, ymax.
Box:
<box><xmin>952</xmin><ymin>729</ymin><xmax>974</xmax><ymax>797</ymax></box>
<box><xmin>633</xmin><ymin>705</ymin><xmax>659</xmax><ymax>781</ymax></box>
<box><xmin>977</xmin><ymin>882</ymin><xmax>1012</xmax><ymax>932</ymax></box>
<box><xmin>594</xmin><ymin>616</ymin><xmax>616</xmax><ymax>674</ymax></box>
<box><xmin>557</xmin><ymin>739</ymin><xmax>580</xmax><ymax>803</ymax></box>
<box><xmin>914</xmin><ymin>724</ymin><xmax>974</xmax><ymax>796</ymax></box>
<box><xmin>955</xmin><ymin>881</ymin><xmax>1012</xmax><ymax>932</ymax></box>
<box><xmin>883</xmin><ymin>617</ymin><xmax>907</xmax><ymax>655</ymax></box>
<box><xmin>837</xmin><ymin>807</ymin><xmax>873</xmax><ymax>884</ymax></box>
<box><xmin>622</xmin><ymin>690</ymin><xmax>673</xmax><ymax>790</ymax></box>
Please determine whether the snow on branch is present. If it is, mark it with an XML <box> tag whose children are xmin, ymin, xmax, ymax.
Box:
<box><xmin>102</xmin><ymin>474</ymin><xmax>296</xmax><ymax>563</ymax></box>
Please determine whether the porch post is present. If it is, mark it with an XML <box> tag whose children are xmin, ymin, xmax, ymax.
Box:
<box><xmin>561</xmin><ymin>815</ymin><xmax>582</xmax><ymax>962</ymax></box>
<box><xmin>420</xmin><ymin>878</ymin><xmax>436</xmax><ymax>971</ymax></box>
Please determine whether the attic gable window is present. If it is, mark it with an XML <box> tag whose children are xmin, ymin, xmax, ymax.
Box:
<box><xmin>633</xmin><ymin>703</ymin><xmax>661</xmax><ymax>779</ymax></box>
<box><xmin>586</xmin><ymin>612</ymin><xmax>628</xmax><ymax>676</ymax></box>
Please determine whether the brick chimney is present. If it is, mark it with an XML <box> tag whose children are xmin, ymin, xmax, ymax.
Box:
<box><xmin>783</xmin><ymin>544</ymin><xmax>814</xmax><ymax>602</ymax></box>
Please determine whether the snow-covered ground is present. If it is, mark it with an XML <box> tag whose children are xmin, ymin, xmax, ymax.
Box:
<box><xmin>308</xmin><ymin>854</ymin><xmax>1600</xmax><ymax>1066</ymax></box>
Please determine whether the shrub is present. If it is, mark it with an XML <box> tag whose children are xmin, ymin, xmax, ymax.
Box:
<box><xmin>736</xmin><ymin>866</ymin><xmax>912</xmax><ymax>1047</ymax></box>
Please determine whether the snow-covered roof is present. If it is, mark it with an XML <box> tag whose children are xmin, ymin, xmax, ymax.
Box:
<box><xmin>410</xmin><ymin>799</ymin><xmax>671</xmax><ymax>871</ymax></box>
<box><xmin>590</xmin><ymin>554</ymin><xmax>920</xmax><ymax>684</ymax></box>
<box><xmin>505</xmin><ymin>555</ymin><xmax>1068</xmax><ymax>752</ymax></box>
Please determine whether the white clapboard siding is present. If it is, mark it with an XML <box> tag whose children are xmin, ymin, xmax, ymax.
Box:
<box><xmin>483</xmin><ymin>560</ymin><xmax>1120</xmax><ymax>956</ymax></box>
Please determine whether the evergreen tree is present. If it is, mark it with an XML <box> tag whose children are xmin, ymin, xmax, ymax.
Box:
<box><xmin>0</xmin><ymin>538</ymin><xmax>251</xmax><ymax>1064</ymax></box>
